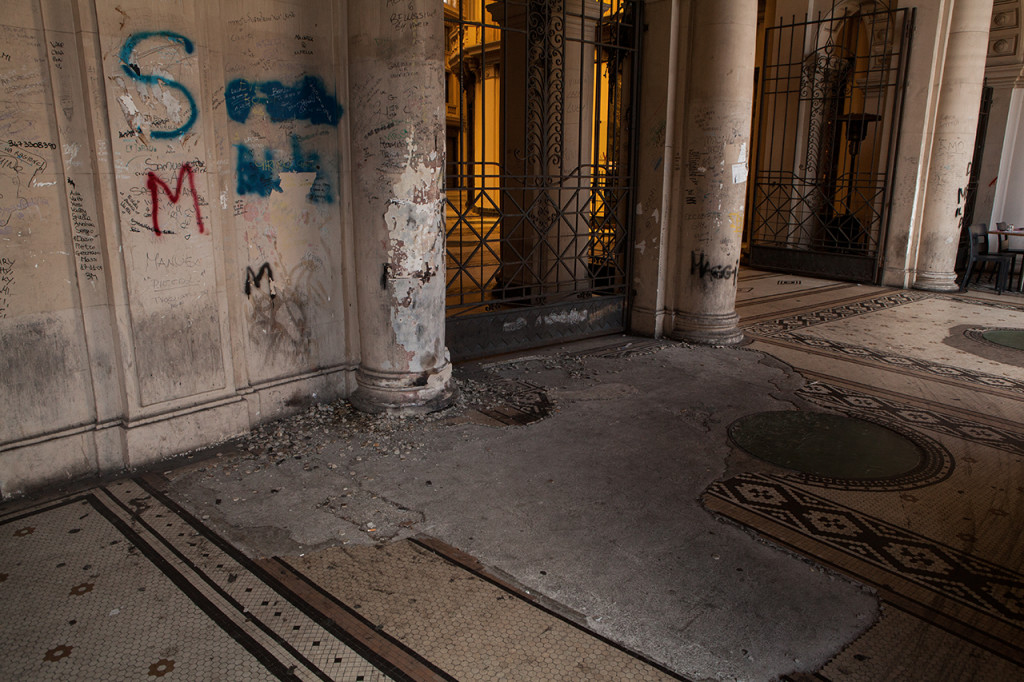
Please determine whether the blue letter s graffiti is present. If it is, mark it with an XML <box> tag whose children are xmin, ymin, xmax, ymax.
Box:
<box><xmin>119</xmin><ymin>32</ymin><xmax>198</xmax><ymax>139</ymax></box>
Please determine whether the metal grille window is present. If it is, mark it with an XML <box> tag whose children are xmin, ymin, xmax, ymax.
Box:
<box><xmin>443</xmin><ymin>0</ymin><xmax>641</xmax><ymax>359</ymax></box>
<box><xmin>749</xmin><ymin>5</ymin><xmax>913</xmax><ymax>283</ymax></box>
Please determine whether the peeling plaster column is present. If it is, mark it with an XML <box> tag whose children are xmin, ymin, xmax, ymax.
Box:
<box><xmin>914</xmin><ymin>0</ymin><xmax>994</xmax><ymax>291</ymax></box>
<box><xmin>671</xmin><ymin>0</ymin><xmax>756</xmax><ymax>345</ymax></box>
<box><xmin>347</xmin><ymin>0</ymin><xmax>456</xmax><ymax>413</ymax></box>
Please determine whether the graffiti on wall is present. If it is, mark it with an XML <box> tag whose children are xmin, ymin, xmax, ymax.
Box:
<box><xmin>0</xmin><ymin>143</ymin><xmax>46</xmax><ymax>228</ymax></box>
<box><xmin>147</xmin><ymin>163</ymin><xmax>205</xmax><ymax>236</ymax></box>
<box><xmin>236</xmin><ymin>134</ymin><xmax>333</xmax><ymax>203</ymax></box>
<box><xmin>118</xmin><ymin>31</ymin><xmax>198</xmax><ymax>140</ymax></box>
<box><xmin>225</xmin><ymin>76</ymin><xmax>343</xmax><ymax>125</ymax></box>
<box><xmin>244</xmin><ymin>262</ymin><xmax>276</xmax><ymax>298</ymax></box>
<box><xmin>691</xmin><ymin>250</ymin><xmax>739</xmax><ymax>283</ymax></box>
<box><xmin>0</xmin><ymin>257</ymin><xmax>13</xmax><ymax>318</ymax></box>
<box><xmin>244</xmin><ymin>255</ymin><xmax>330</xmax><ymax>362</ymax></box>
<box><xmin>236</xmin><ymin>145</ymin><xmax>280</xmax><ymax>197</ymax></box>
<box><xmin>69</xmin><ymin>181</ymin><xmax>103</xmax><ymax>279</ymax></box>
<box><xmin>227</xmin><ymin>74</ymin><xmax>342</xmax><ymax>205</ymax></box>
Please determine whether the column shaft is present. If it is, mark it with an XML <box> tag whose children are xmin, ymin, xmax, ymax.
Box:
<box><xmin>347</xmin><ymin>0</ymin><xmax>456</xmax><ymax>413</ymax></box>
<box><xmin>915</xmin><ymin>0</ymin><xmax>994</xmax><ymax>291</ymax></box>
<box><xmin>671</xmin><ymin>0</ymin><xmax>756</xmax><ymax>345</ymax></box>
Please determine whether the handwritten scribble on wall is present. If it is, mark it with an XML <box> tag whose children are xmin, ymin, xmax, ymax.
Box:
<box><xmin>119</xmin><ymin>31</ymin><xmax>198</xmax><ymax>139</ymax></box>
<box><xmin>0</xmin><ymin>144</ymin><xmax>46</xmax><ymax>227</ymax></box>
<box><xmin>147</xmin><ymin>163</ymin><xmax>205</xmax><ymax>236</ymax></box>
<box><xmin>225</xmin><ymin>76</ymin><xmax>343</xmax><ymax>126</ymax></box>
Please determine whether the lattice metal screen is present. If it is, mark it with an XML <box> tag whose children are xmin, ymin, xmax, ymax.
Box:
<box><xmin>750</xmin><ymin>6</ymin><xmax>912</xmax><ymax>283</ymax></box>
<box><xmin>442</xmin><ymin>0</ymin><xmax>640</xmax><ymax>358</ymax></box>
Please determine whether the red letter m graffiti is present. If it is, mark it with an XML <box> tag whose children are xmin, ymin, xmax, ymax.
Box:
<box><xmin>146</xmin><ymin>163</ymin><xmax>206</xmax><ymax>236</ymax></box>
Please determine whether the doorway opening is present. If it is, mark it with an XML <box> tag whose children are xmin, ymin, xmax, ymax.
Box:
<box><xmin>442</xmin><ymin>0</ymin><xmax>642</xmax><ymax>359</ymax></box>
<box><xmin>749</xmin><ymin>4</ymin><xmax>913</xmax><ymax>283</ymax></box>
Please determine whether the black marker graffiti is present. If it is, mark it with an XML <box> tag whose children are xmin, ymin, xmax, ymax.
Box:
<box><xmin>244</xmin><ymin>263</ymin><xmax>276</xmax><ymax>298</ymax></box>
<box><xmin>691</xmin><ymin>251</ymin><xmax>739</xmax><ymax>283</ymax></box>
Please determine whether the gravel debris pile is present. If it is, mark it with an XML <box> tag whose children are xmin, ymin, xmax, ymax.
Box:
<box><xmin>164</xmin><ymin>340</ymin><xmax>669</xmax><ymax>550</ymax></box>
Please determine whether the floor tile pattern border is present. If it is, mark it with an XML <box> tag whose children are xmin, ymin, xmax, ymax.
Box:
<box><xmin>744</xmin><ymin>290</ymin><xmax>1024</xmax><ymax>394</ymax></box>
<box><xmin>796</xmin><ymin>381</ymin><xmax>1024</xmax><ymax>456</ymax></box>
<box><xmin>129</xmin><ymin>478</ymin><xmax>451</xmax><ymax>682</ymax></box>
<box><xmin>778</xmin><ymin>333</ymin><xmax>1024</xmax><ymax>393</ymax></box>
<box><xmin>742</xmin><ymin>291</ymin><xmax>930</xmax><ymax>335</ymax></box>
<box><xmin>703</xmin><ymin>474</ymin><xmax>1024</xmax><ymax>662</ymax></box>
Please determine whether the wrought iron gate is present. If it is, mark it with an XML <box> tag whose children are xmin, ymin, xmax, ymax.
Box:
<box><xmin>443</xmin><ymin>0</ymin><xmax>641</xmax><ymax>359</ymax></box>
<box><xmin>749</xmin><ymin>6</ymin><xmax>913</xmax><ymax>283</ymax></box>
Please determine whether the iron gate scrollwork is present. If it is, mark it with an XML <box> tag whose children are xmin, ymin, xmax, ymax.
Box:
<box><xmin>750</xmin><ymin>5</ymin><xmax>913</xmax><ymax>283</ymax></box>
<box><xmin>443</xmin><ymin>0</ymin><xmax>641</xmax><ymax>359</ymax></box>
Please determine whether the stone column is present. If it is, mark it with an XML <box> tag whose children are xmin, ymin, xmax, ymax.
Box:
<box><xmin>347</xmin><ymin>1</ymin><xmax>456</xmax><ymax>413</ymax></box>
<box><xmin>914</xmin><ymin>0</ymin><xmax>994</xmax><ymax>291</ymax></box>
<box><xmin>671</xmin><ymin>0</ymin><xmax>756</xmax><ymax>345</ymax></box>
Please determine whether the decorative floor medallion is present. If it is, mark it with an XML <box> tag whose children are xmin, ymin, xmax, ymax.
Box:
<box><xmin>703</xmin><ymin>473</ymin><xmax>1024</xmax><ymax>664</ymax></box>
<box><xmin>965</xmin><ymin>327</ymin><xmax>1024</xmax><ymax>352</ymax></box>
<box><xmin>727</xmin><ymin>410</ymin><xmax>950</xmax><ymax>490</ymax></box>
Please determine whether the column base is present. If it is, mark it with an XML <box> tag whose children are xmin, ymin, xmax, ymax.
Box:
<box><xmin>350</xmin><ymin>362</ymin><xmax>458</xmax><ymax>415</ymax></box>
<box><xmin>671</xmin><ymin>310</ymin><xmax>744</xmax><ymax>346</ymax></box>
<box><xmin>913</xmin><ymin>270</ymin><xmax>960</xmax><ymax>292</ymax></box>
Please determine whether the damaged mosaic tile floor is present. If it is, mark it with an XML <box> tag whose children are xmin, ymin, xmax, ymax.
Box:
<box><xmin>0</xmin><ymin>477</ymin><xmax>683</xmax><ymax>681</ymax></box>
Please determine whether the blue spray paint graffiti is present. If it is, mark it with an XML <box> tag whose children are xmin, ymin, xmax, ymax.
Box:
<box><xmin>119</xmin><ymin>32</ymin><xmax>197</xmax><ymax>139</ymax></box>
<box><xmin>225</xmin><ymin>76</ymin><xmax>342</xmax><ymax>126</ymax></box>
<box><xmin>236</xmin><ymin>135</ymin><xmax>333</xmax><ymax>203</ymax></box>
<box><xmin>236</xmin><ymin>145</ymin><xmax>281</xmax><ymax>197</ymax></box>
<box><xmin>281</xmin><ymin>135</ymin><xmax>333</xmax><ymax>204</ymax></box>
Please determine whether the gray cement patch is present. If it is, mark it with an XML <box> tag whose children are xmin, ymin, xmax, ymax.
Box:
<box><xmin>163</xmin><ymin>337</ymin><xmax>878</xmax><ymax>681</ymax></box>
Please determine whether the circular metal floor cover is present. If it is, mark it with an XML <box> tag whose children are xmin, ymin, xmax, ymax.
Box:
<box><xmin>728</xmin><ymin>411</ymin><xmax>924</xmax><ymax>479</ymax></box>
<box><xmin>981</xmin><ymin>329</ymin><xmax>1024</xmax><ymax>351</ymax></box>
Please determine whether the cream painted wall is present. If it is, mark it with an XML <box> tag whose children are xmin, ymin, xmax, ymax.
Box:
<box><xmin>0</xmin><ymin>0</ymin><xmax>358</xmax><ymax>498</ymax></box>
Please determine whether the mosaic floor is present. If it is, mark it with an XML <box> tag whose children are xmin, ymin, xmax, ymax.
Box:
<box><xmin>4</xmin><ymin>269</ymin><xmax>1024</xmax><ymax>680</ymax></box>
<box><xmin>0</xmin><ymin>477</ymin><xmax>681</xmax><ymax>681</ymax></box>
<box><xmin>718</xmin><ymin>270</ymin><xmax>1024</xmax><ymax>678</ymax></box>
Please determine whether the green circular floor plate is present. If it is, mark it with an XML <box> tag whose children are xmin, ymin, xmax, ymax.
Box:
<box><xmin>728</xmin><ymin>411</ymin><xmax>924</xmax><ymax>479</ymax></box>
<box><xmin>981</xmin><ymin>329</ymin><xmax>1024</xmax><ymax>350</ymax></box>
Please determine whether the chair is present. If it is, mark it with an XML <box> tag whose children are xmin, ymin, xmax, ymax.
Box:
<box><xmin>995</xmin><ymin>221</ymin><xmax>1024</xmax><ymax>291</ymax></box>
<box><xmin>961</xmin><ymin>223</ymin><xmax>1014</xmax><ymax>293</ymax></box>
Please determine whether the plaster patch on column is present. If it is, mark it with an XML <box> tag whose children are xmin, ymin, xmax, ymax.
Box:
<box><xmin>138</xmin><ymin>69</ymin><xmax>188</xmax><ymax>127</ymax></box>
<box><xmin>62</xmin><ymin>143</ymin><xmax>80</xmax><ymax>165</ymax></box>
<box><xmin>635</xmin><ymin>240</ymin><xmax>646</xmax><ymax>255</ymax></box>
<box><xmin>116</xmin><ymin>93</ymin><xmax>146</xmax><ymax>137</ymax></box>
<box><xmin>384</xmin><ymin>158</ymin><xmax>445</xmax><ymax>372</ymax></box>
